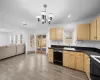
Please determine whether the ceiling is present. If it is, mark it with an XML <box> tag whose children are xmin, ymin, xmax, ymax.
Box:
<box><xmin>0</xmin><ymin>0</ymin><xmax>100</xmax><ymax>31</ymax></box>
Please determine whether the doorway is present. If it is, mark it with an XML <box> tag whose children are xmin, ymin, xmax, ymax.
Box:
<box><xmin>36</xmin><ymin>35</ymin><xmax>46</xmax><ymax>54</ymax></box>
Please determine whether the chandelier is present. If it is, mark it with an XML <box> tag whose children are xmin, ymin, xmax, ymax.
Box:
<box><xmin>36</xmin><ymin>4</ymin><xmax>53</xmax><ymax>24</ymax></box>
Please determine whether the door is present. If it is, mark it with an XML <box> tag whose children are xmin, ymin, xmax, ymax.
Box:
<box><xmin>63</xmin><ymin>51</ymin><xmax>69</xmax><ymax>67</ymax></box>
<box><xmin>41</xmin><ymin>35</ymin><xmax>46</xmax><ymax>54</ymax></box>
<box><xmin>69</xmin><ymin>52</ymin><xmax>76</xmax><ymax>69</ymax></box>
<box><xmin>76</xmin><ymin>52</ymin><xmax>83</xmax><ymax>71</ymax></box>
<box><xmin>97</xmin><ymin>17</ymin><xmax>100</xmax><ymax>40</ymax></box>
<box><xmin>36</xmin><ymin>35</ymin><xmax>46</xmax><ymax>54</ymax></box>
<box><xmin>30</xmin><ymin>34</ymin><xmax>34</xmax><ymax>48</ymax></box>
<box><xmin>90</xmin><ymin>20</ymin><xmax>97</xmax><ymax>40</ymax></box>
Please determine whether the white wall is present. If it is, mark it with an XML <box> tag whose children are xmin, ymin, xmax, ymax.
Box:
<box><xmin>0</xmin><ymin>32</ymin><xmax>9</xmax><ymax>46</ymax></box>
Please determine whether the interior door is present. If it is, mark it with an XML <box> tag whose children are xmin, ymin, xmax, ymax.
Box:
<box><xmin>36</xmin><ymin>35</ymin><xmax>46</xmax><ymax>54</ymax></box>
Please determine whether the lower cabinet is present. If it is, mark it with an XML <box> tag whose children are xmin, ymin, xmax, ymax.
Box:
<box><xmin>69</xmin><ymin>52</ymin><xmax>76</xmax><ymax>69</ymax></box>
<box><xmin>76</xmin><ymin>52</ymin><xmax>84</xmax><ymax>71</ymax></box>
<box><xmin>48</xmin><ymin>49</ymin><xmax>53</xmax><ymax>63</ymax></box>
<box><xmin>63</xmin><ymin>51</ymin><xmax>69</xmax><ymax>67</ymax></box>
<box><xmin>63</xmin><ymin>51</ymin><xmax>90</xmax><ymax>80</ymax></box>
<box><xmin>84</xmin><ymin>54</ymin><xmax>90</xmax><ymax>80</ymax></box>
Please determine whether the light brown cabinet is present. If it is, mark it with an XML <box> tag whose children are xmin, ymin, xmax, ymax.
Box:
<box><xmin>84</xmin><ymin>54</ymin><xmax>90</xmax><ymax>80</ymax></box>
<box><xmin>50</xmin><ymin>28</ymin><xmax>56</xmax><ymax>40</ymax></box>
<box><xmin>90</xmin><ymin>20</ymin><xmax>97</xmax><ymax>40</ymax></box>
<box><xmin>76</xmin><ymin>52</ymin><xmax>84</xmax><ymax>71</ymax></box>
<box><xmin>97</xmin><ymin>17</ymin><xmax>100</xmax><ymax>40</ymax></box>
<box><xmin>50</xmin><ymin>28</ymin><xmax>63</xmax><ymax>40</ymax></box>
<box><xmin>63</xmin><ymin>51</ymin><xmax>90</xmax><ymax>79</ymax></box>
<box><xmin>69</xmin><ymin>52</ymin><xmax>76</xmax><ymax>69</ymax></box>
<box><xmin>76</xmin><ymin>24</ymin><xmax>90</xmax><ymax>40</ymax></box>
<box><xmin>63</xmin><ymin>51</ymin><xmax>84</xmax><ymax>71</ymax></box>
<box><xmin>56</xmin><ymin>28</ymin><xmax>63</xmax><ymax>40</ymax></box>
<box><xmin>63</xmin><ymin>51</ymin><xmax>69</xmax><ymax>67</ymax></box>
<box><xmin>48</xmin><ymin>49</ymin><xmax>53</xmax><ymax>63</ymax></box>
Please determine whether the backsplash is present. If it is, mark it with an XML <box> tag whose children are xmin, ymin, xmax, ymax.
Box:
<box><xmin>75</xmin><ymin>41</ymin><xmax>100</xmax><ymax>49</ymax></box>
<box><xmin>50</xmin><ymin>40</ymin><xmax>63</xmax><ymax>46</ymax></box>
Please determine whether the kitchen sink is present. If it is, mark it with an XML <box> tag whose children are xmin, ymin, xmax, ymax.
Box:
<box><xmin>64</xmin><ymin>48</ymin><xmax>75</xmax><ymax>51</ymax></box>
<box><xmin>90</xmin><ymin>55</ymin><xmax>100</xmax><ymax>63</ymax></box>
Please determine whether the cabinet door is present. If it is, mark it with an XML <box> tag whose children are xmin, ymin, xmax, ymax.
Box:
<box><xmin>50</xmin><ymin>28</ymin><xmax>56</xmax><ymax>40</ymax></box>
<box><xmin>84</xmin><ymin>54</ymin><xmax>90</xmax><ymax>80</ymax></box>
<box><xmin>90</xmin><ymin>20</ymin><xmax>97</xmax><ymax>40</ymax></box>
<box><xmin>56</xmin><ymin>28</ymin><xmax>63</xmax><ymax>40</ymax></box>
<box><xmin>97</xmin><ymin>17</ymin><xmax>100</xmax><ymax>40</ymax></box>
<box><xmin>69</xmin><ymin>52</ymin><xmax>76</xmax><ymax>69</ymax></box>
<box><xmin>86</xmin><ymin>57</ymin><xmax>90</xmax><ymax>80</ymax></box>
<box><xmin>76</xmin><ymin>52</ymin><xmax>83</xmax><ymax>71</ymax></box>
<box><xmin>76</xmin><ymin>24</ymin><xmax>90</xmax><ymax>40</ymax></box>
<box><xmin>48</xmin><ymin>49</ymin><xmax>53</xmax><ymax>63</ymax></box>
<box><xmin>63</xmin><ymin>51</ymin><xmax>69</xmax><ymax>67</ymax></box>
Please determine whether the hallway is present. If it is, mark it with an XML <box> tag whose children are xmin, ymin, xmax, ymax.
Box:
<box><xmin>0</xmin><ymin>54</ymin><xmax>88</xmax><ymax>80</ymax></box>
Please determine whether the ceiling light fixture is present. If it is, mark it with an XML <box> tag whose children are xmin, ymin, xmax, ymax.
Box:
<box><xmin>36</xmin><ymin>4</ymin><xmax>53</xmax><ymax>24</ymax></box>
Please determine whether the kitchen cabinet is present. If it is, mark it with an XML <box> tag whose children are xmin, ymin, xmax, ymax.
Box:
<box><xmin>97</xmin><ymin>17</ymin><xmax>100</xmax><ymax>40</ymax></box>
<box><xmin>76</xmin><ymin>24</ymin><xmax>90</xmax><ymax>40</ymax></box>
<box><xmin>56</xmin><ymin>28</ymin><xmax>63</xmax><ymax>40</ymax></box>
<box><xmin>84</xmin><ymin>54</ymin><xmax>90</xmax><ymax>80</ymax></box>
<box><xmin>63</xmin><ymin>51</ymin><xmax>69</xmax><ymax>67</ymax></box>
<box><xmin>49</xmin><ymin>49</ymin><xmax>90</xmax><ymax>80</ymax></box>
<box><xmin>69</xmin><ymin>52</ymin><xmax>76</xmax><ymax>69</ymax></box>
<box><xmin>63</xmin><ymin>51</ymin><xmax>84</xmax><ymax>70</ymax></box>
<box><xmin>90</xmin><ymin>20</ymin><xmax>97</xmax><ymax>40</ymax></box>
<box><xmin>76</xmin><ymin>52</ymin><xmax>84</xmax><ymax>71</ymax></box>
<box><xmin>50</xmin><ymin>28</ymin><xmax>63</xmax><ymax>40</ymax></box>
<box><xmin>50</xmin><ymin>28</ymin><xmax>56</xmax><ymax>40</ymax></box>
<box><xmin>48</xmin><ymin>49</ymin><xmax>53</xmax><ymax>63</ymax></box>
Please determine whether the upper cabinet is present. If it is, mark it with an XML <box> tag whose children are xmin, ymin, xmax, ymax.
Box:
<box><xmin>90</xmin><ymin>20</ymin><xmax>97</xmax><ymax>40</ymax></box>
<box><xmin>89</xmin><ymin>17</ymin><xmax>100</xmax><ymax>40</ymax></box>
<box><xmin>97</xmin><ymin>17</ymin><xmax>100</xmax><ymax>40</ymax></box>
<box><xmin>76</xmin><ymin>24</ymin><xmax>90</xmax><ymax>40</ymax></box>
<box><xmin>50</xmin><ymin>28</ymin><xmax>56</xmax><ymax>40</ymax></box>
<box><xmin>50</xmin><ymin>28</ymin><xmax>63</xmax><ymax>40</ymax></box>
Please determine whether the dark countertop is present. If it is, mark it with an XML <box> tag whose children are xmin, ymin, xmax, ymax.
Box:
<box><xmin>63</xmin><ymin>49</ymin><xmax>100</xmax><ymax>57</ymax></box>
<box><xmin>48</xmin><ymin>46</ymin><xmax>100</xmax><ymax>65</ymax></box>
<box><xmin>48</xmin><ymin>47</ymin><xmax>100</xmax><ymax>57</ymax></box>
